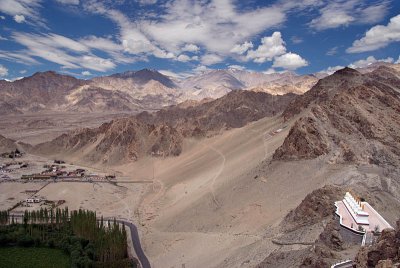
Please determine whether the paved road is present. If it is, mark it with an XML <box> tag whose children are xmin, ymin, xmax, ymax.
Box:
<box><xmin>117</xmin><ymin>219</ymin><xmax>151</xmax><ymax>268</ymax></box>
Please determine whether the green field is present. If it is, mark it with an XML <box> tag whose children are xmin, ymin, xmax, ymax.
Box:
<box><xmin>0</xmin><ymin>247</ymin><xmax>70</xmax><ymax>268</ymax></box>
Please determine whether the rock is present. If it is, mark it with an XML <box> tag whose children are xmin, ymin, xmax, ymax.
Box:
<box><xmin>375</xmin><ymin>259</ymin><xmax>393</xmax><ymax>268</ymax></box>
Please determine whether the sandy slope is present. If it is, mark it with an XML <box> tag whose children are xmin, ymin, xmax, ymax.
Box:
<box><xmin>99</xmin><ymin>115</ymin><xmax>358</xmax><ymax>268</ymax></box>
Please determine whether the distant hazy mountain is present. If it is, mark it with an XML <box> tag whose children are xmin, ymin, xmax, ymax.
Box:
<box><xmin>179</xmin><ymin>69</ymin><xmax>319</xmax><ymax>99</ymax></box>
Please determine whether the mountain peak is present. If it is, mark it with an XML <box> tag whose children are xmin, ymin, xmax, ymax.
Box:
<box><xmin>110</xmin><ymin>69</ymin><xmax>176</xmax><ymax>88</ymax></box>
<box><xmin>333</xmin><ymin>67</ymin><xmax>360</xmax><ymax>76</ymax></box>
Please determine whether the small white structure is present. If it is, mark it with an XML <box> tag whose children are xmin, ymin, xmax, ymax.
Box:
<box><xmin>343</xmin><ymin>192</ymin><xmax>369</xmax><ymax>225</ymax></box>
<box><xmin>26</xmin><ymin>198</ymin><xmax>34</xmax><ymax>203</ymax></box>
<box><xmin>34</xmin><ymin>198</ymin><xmax>41</xmax><ymax>203</ymax></box>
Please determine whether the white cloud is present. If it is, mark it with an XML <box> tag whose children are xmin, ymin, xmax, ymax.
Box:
<box><xmin>396</xmin><ymin>56</ymin><xmax>400</xmax><ymax>64</ymax></box>
<box><xmin>201</xmin><ymin>54</ymin><xmax>223</xmax><ymax>65</ymax></box>
<box><xmin>230</xmin><ymin>41</ymin><xmax>253</xmax><ymax>55</ymax></box>
<box><xmin>272</xmin><ymin>52</ymin><xmax>308</xmax><ymax>70</ymax></box>
<box><xmin>347</xmin><ymin>14</ymin><xmax>400</xmax><ymax>53</ymax></box>
<box><xmin>309</xmin><ymin>0</ymin><xmax>389</xmax><ymax>31</ymax></box>
<box><xmin>55</xmin><ymin>0</ymin><xmax>79</xmax><ymax>5</ymax></box>
<box><xmin>348</xmin><ymin>56</ymin><xmax>393</xmax><ymax>68</ymax></box>
<box><xmin>137</xmin><ymin>0</ymin><xmax>157</xmax><ymax>5</ymax></box>
<box><xmin>290</xmin><ymin>36</ymin><xmax>303</xmax><ymax>44</ymax></box>
<box><xmin>228</xmin><ymin>65</ymin><xmax>246</xmax><ymax>71</ymax></box>
<box><xmin>103</xmin><ymin>0</ymin><xmax>286</xmax><ymax>58</ymax></box>
<box><xmin>19</xmin><ymin>69</ymin><xmax>26</xmax><ymax>74</ymax></box>
<box><xmin>182</xmin><ymin>43</ymin><xmax>200</xmax><ymax>53</ymax></box>
<box><xmin>263</xmin><ymin>68</ymin><xmax>277</xmax><ymax>74</ymax></box>
<box><xmin>0</xmin><ymin>35</ymin><xmax>7</xmax><ymax>40</ymax></box>
<box><xmin>319</xmin><ymin>65</ymin><xmax>345</xmax><ymax>75</ymax></box>
<box><xmin>0</xmin><ymin>0</ymin><xmax>46</xmax><ymax>27</ymax></box>
<box><xmin>320</xmin><ymin>55</ymin><xmax>395</xmax><ymax>74</ymax></box>
<box><xmin>0</xmin><ymin>64</ymin><xmax>8</xmax><ymax>77</ymax></box>
<box><xmin>0</xmin><ymin>15</ymin><xmax>5</xmax><ymax>19</ymax></box>
<box><xmin>326</xmin><ymin>46</ymin><xmax>338</xmax><ymax>56</ymax></box>
<box><xmin>81</xmin><ymin>70</ymin><xmax>92</xmax><ymax>76</ymax></box>
<box><xmin>159</xmin><ymin>69</ymin><xmax>192</xmax><ymax>79</ymax></box>
<box><xmin>13</xmin><ymin>14</ymin><xmax>25</xmax><ymax>23</ymax></box>
<box><xmin>177</xmin><ymin>54</ymin><xmax>198</xmax><ymax>62</ymax></box>
<box><xmin>246</xmin><ymin>32</ymin><xmax>286</xmax><ymax>63</ymax></box>
<box><xmin>0</xmin><ymin>50</ymin><xmax>39</xmax><ymax>64</ymax></box>
<box><xmin>193</xmin><ymin>65</ymin><xmax>209</xmax><ymax>73</ymax></box>
<box><xmin>10</xmin><ymin>32</ymin><xmax>116</xmax><ymax>72</ymax></box>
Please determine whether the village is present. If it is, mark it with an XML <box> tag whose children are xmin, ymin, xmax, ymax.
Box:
<box><xmin>0</xmin><ymin>151</ymin><xmax>117</xmax><ymax>183</ymax></box>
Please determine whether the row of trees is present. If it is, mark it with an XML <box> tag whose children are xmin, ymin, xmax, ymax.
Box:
<box><xmin>0</xmin><ymin>208</ymin><xmax>134</xmax><ymax>268</ymax></box>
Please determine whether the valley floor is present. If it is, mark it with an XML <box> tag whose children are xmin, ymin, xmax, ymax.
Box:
<box><xmin>1</xmin><ymin>114</ymin><xmax>400</xmax><ymax>268</ymax></box>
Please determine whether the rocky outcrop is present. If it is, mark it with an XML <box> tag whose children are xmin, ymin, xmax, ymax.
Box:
<box><xmin>354</xmin><ymin>223</ymin><xmax>400</xmax><ymax>268</ymax></box>
<box><xmin>283</xmin><ymin>185</ymin><xmax>344</xmax><ymax>231</ymax></box>
<box><xmin>273</xmin><ymin>66</ymin><xmax>400</xmax><ymax>166</ymax></box>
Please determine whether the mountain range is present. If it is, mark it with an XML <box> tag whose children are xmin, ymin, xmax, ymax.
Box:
<box><xmin>33</xmin><ymin>90</ymin><xmax>296</xmax><ymax>164</ymax></box>
<box><xmin>0</xmin><ymin>67</ymin><xmax>321</xmax><ymax>115</ymax></box>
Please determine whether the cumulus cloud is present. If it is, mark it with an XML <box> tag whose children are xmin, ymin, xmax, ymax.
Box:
<box><xmin>230</xmin><ymin>41</ymin><xmax>253</xmax><ymax>55</ymax></box>
<box><xmin>201</xmin><ymin>54</ymin><xmax>223</xmax><ymax>65</ymax></box>
<box><xmin>309</xmin><ymin>0</ymin><xmax>389</xmax><ymax>31</ymax></box>
<box><xmin>347</xmin><ymin>14</ymin><xmax>400</xmax><ymax>53</ymax></box>
<box><xmin>176</xmin><ymin>54</ymin><xmax>198</xmax><ymax>62</ymax></box>
<box><xmin>320</xmin><ymin>55</ymin><xmax>395</xmax><ymax>74</ymax></box>
<box><xmin>193</xmin><ymin>65</ymin><xmax>209</xmax><ymax>73</ymax></box>
<box><xmin>272</xmin><ymin>52</ymin><xmax>308</xmax><ymax>70</ymax></box>
<box><xmin>348</xmin><ymin>56</ymin><xmax>393</xmax><ymax>68</ymax></box>
<box><xmin>0</xmin><ymin>64</ymin><xmax>8</xmax><ymax>77</ymax></box>
<box><xmin>13</xmin><ymin>14</ymin><xmax>25</xmax><ymax>23</ymax></box>
<box><xmin>319</xmin><ymin>65</ymin><xmax>345</xmax><ymax>75</ymax></box>
<box><xmin>246</xmin><ymin>32</ymin><xmax>286</xmax><ymax>63</ymax></box>
<box><xmin>182</xmin><ymin>43</ymin><xmax>200</xmax><ymax>53</ymax></box>
<box><xmin>81</xmin><ymin>70</ymin><xmax>92</xmax><ymax>76</ymax></box>
<box><xmin>85</xmin><ymin>0</ymin><xmax>286</xmax><ymax>60</ymax></box>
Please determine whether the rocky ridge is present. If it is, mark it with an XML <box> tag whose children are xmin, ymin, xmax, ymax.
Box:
<box><xmin>273</xmin><ymin>66</ymin><xmax>400</xmax><ymax>167</ymax></box>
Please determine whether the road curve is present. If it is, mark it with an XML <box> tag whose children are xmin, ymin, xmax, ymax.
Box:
<box><xmin>117</xmin><ymin>219</ymin><xmax>151</xmax><ymax>268</ymax></box>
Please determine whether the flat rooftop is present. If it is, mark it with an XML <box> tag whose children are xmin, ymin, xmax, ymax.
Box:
<box><xmin>336</xmin><ymin>201</ymin><xmax>392</xmax><ymax>232</ymax></box>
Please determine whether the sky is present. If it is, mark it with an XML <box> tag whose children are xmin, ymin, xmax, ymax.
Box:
<box><xmin>0</xmin><ymin>0</ymin><xmax>399</xmax><ymax>80</ymax></box>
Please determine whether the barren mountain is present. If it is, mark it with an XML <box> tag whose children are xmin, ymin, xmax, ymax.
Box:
<box><xmin>180</xmin><ymin>69</ymin><xmax>318</xmax><ymax>99</ymax></box>
<box><xmin>33</xmin><ymin>91</ymin><xmax>296</xmax><ymax>163</ymax></box>
<box><xmin>273</xmin><ymin>66</ymin><xmax>400</xmax><ymax>167</ymax></box>
<box><xmin>0</xmin><ymin>71</ymin><xmax>85</xmax><ymax>113</ymax></box>
<box><xmin>91</xmin><ymin>69</ymin><xmax>183</xmax><ymax>108</ymax></box>
<box><xmin>34</xmin><ymin>117</ymin><xmax>183</xmax><ymax>164</ymax></box>
<box><xmin>180</xmin><ymin>70</ymin><xmax>244</xmax><ymax>100</ymax></box>
<box><xmin>0</xmin><ymin>134</ymin><xmax>18</xmax><ymax>153</ymax></box>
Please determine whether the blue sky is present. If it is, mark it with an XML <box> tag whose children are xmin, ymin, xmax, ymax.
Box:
<box><xmin>0</xmin><ymin>0</ymin><xmax>399</xmax><ymax>80</ymax></box>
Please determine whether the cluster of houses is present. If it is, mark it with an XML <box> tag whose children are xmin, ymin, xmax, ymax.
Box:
<box><xmin>20</xmin><ymin>161</ymin><xmax>115</xmax><ymax>181</ymax></box>
<box><xmin>1</xmin><ymin>149</ymin><xmax>24</xmax><ymax>159</ymax></box>
<box><xmin>0</xmin><ymin>162</ymin><xmax>28</xmax><ymax>180</ymax></box>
